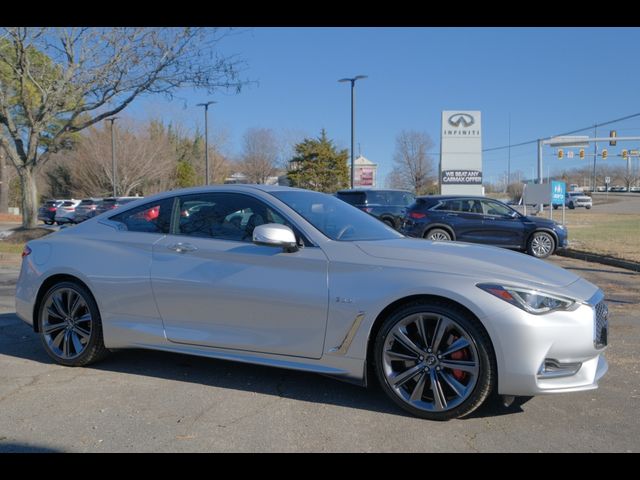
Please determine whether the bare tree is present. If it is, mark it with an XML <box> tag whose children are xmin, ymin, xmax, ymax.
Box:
<box><xmin>59</xmin><ymin>121</ymin><xmax>175</xmax><ymax>197</ymax></box>
<box><xmin>0</xmin><ymin>144</ymin><xmax>7</xmax><ymax>212</ymax></box>
<box><xmin>0</xmin><ymin>27</ymin><xmax>246</xmax><ymax>227</ymax></box>
<box><xmin>387</xmin><ymin>130</ymin><xmax>435</xmax><ymax>194</ymax></box>
<box><xmin>239</xmin><ymin>127</ymin><xmax>280</xmax><ymax>184</ymax></box>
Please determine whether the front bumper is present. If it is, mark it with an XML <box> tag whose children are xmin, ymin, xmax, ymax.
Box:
<box><xmin>485</xmin><ymin>287</ymin><xmax>608</xmax><ymax>396</ymax></box>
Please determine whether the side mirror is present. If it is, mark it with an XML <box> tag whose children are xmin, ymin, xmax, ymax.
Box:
<box><xmin>253</xmin><ymin>224</ymin><xmax>299</xmax><ymax>253</ymax></box>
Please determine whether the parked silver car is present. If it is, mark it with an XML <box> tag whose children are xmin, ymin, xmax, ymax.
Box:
<box><xmin>15</xmin><ymin>185</ymin><xmax>608</xmax><ymax>420</ymax></box>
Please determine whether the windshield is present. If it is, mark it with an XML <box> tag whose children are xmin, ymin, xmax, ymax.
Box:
<box><xmin>272</xmin><ymin>190</ymin><xmax>404</xmax><ymax>241</ymax></box>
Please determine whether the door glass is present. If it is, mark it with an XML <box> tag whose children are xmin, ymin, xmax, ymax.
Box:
<box><xmin>110</xmin><ymin>198</ymin><xmax>174</xmax><ymax>233</ymax></box>
<box><xmin>481</xmin><ymin>200</ymin><xmax>512</xmax><ymax>217</ymax></box>
<box><xmin>177</xmin><ymin>192</ymin><xmax>298</xmax><ymax>243</ymax></box>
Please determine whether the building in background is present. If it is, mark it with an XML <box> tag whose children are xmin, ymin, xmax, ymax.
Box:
<box><xmin>440</xmin><ymin>111</ymin><xmax>483</xmax><ymax>195</ymax></box>
<box><xmin>352</xmin><ymin>155</ymin><xmax>377</xmax><ymax>188</ymax></box>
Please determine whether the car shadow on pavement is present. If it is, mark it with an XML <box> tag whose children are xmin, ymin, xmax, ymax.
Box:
<box><xmin>0</xmin><ymin>312</ymin><xmax>529</xmax><ymax>421</ymax></box>
<box><xmin>0</xmin><ymin>442</ymin><xmax>61</xmax><ymax>453</ymax></box>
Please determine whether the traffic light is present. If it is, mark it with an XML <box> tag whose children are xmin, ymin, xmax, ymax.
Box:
<box><xmin>579</xmin><ymin>148</ymin><xmax>585</xmax><ymax>159</ymax></box>
<box><xmin>622</xmin><ymin>149</ymin><xmax>628</xmax><ymax>159</ymax></box>
<box><xmin>609</xmin><ymin>130</ymin><xmax>617</xmax><ymax>146</ymax></box>
<box><xmin>558</xmin><ymin>149</ymin><xmax>564</xmax><ymax>159</ymax></box>
<box><xmin>602</xmin><ymin>149</ymin><xmax>608</xmax><ymax>159</ymax></box>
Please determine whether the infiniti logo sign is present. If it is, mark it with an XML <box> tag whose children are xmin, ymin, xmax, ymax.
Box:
<box><xmin>448</xmin><ymin>113</ymin><xmax>475</xmax><ymax>128</ymax></box>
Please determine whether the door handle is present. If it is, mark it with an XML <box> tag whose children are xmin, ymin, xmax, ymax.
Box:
<box><xmin>167</xmin><ymin>242</ymin><xmax>198</xmax><ymax>253</ymax></box>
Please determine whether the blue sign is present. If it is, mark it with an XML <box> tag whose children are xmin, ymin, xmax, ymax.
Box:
<box><xmin>551</xmin><ymin>181</ymin><xmax>566</xmax><ymax>205</ymax></box>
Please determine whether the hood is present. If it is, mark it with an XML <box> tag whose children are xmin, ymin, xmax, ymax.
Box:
<box><xmin>354</xmin><ymin>238</ymin><xmax>580</xmax><ymax>289</ymax></box>
<box><xmin>522</xmin><ymin>215</ymin><xmax>560</xmax><ymax>228</ymax></box>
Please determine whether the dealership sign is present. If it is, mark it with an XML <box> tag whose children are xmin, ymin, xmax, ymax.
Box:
<box><xmin>440</xmin><ymin>111</ymin><xmax>482</xmax><ymax>195</ymax></box>
<box><xmin>441</xmin><ymin>170</ymin><xmax>482</xmax><ymax>184</ymax></box>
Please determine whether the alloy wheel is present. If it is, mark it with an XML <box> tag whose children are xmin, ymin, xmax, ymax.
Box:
<box><xmin>381</xmin><ymin>312</ymin><xmax>480</xmax><ymax>413</ymax></box>
<box><xmin>41</xmin><ymin>287</ymin><xmax>93</xmax><ymax>360</ymax></box>
<box><xmin>531</xmin><ymin>234</ymin><xmax>553</xmax><ymax>257</ymax></box>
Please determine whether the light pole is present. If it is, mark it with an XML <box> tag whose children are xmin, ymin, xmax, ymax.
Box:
<box><xmin>106</xmin><ymin>117</ymin><xmax>119</xmax><ymax>197</ymax></box>
<box><xmin>196</xmin><ymin>101</ymin><xmax>216</xmax><ymax>185</ymax></box>
<box><xmin>338</xmin><ymin>75</ymin><xmax>367</xmax><ymax>188</ymax></box>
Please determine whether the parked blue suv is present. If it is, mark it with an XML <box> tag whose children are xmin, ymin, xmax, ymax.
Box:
<box><xmin>401</xmin><ymin>195</ymin><xmax>568</xmax><ymax>258</ymax></box>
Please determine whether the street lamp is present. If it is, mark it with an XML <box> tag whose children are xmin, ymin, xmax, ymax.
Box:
<box><xmin>196</xmin><ymin>101</ymin><xmax>217</xmax><ymax>185</ymax></box>
<box><xmin>106</xmin><ymin>117</ymin><xmax>119</xmax><ymax>197</ymax></box>
<box><xmin>338</xmin><ymin>75</ymin><xmax>367</xmax><ymax>188</ymax></box>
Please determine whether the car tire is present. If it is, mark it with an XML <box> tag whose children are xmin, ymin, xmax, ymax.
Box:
<box><xmin>586</xmin><ymin>205</ymin><xmax>591</xmax><ymax>210</ymax></box>
<box><xmin>527</xmin><ymin>231</ymin><xmax>555</xmax><ymax>258</ymax></box>
<box><xmin>553</xmin><ymin>205</ymin><xmax>559</xmax><ymax>210</ymax></box>
<box><xmin>373</xmin><ymin>300</ymin><xmax>495</xmax><ymax>420</ymax></box>
<box><xmin>568</xmin><ymin>202</ymin><xmax>575</xmax><ymax>210</ymax></box>
<box><xmin>425</xmin><ymin>228</ymin><xmax>452</xmax><ymax>241</ymax></box>
<box><xmin>37</xmin><ymin>281</ymin><xmax>109</xmax><ymax>367</ymax></box>
<box><xmin>44</xmin><ymin>221</ymin><xmax>53</xmax><ymax>225</ymax></box>
<box><xmin>383</xmin><ymin>219</ymin><xmax>395</xmax><ymax>229</ymax></box>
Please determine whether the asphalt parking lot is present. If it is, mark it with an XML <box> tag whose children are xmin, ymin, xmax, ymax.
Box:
<box><xmin>0</xmin><ymin>256</ymin><xmax>638</xmax><ymax>452</ymax></box>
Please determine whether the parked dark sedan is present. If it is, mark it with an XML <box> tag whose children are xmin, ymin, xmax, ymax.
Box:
<box><xmin>73</xmin><ymin>198</ymin><xmax>103</xmax><ymax>223</ymax></box>
<box><xmin>37</xmin><ymin>199</ymin><xmax>65</xmax><ymax>225</ymax></box>
<box><xmin>401</xmin><ymin>195</ymin><xmax>568</xmax><ymax>258</ymax></box>
<box><xmin>335</xmin><ymin>189</ymin><xmax>415</xmax><ymax>230</ymax></box>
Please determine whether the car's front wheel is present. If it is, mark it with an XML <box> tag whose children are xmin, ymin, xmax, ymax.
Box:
<box><xmin>527</xmin><ymin>231</ymin><xmax>555</xmax><ymax>258</ymax></box>
<box><xmin>38</xmin><ymin>281</ymin><xmax>109</xmax><ymax>367</ymax></box>
<box><xmin>374</xmin><ymin>301</ymin><xmax>495</xmax><ymax>420</ymax></box>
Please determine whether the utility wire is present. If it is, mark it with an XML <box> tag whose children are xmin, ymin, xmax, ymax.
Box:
<box><xmin>482</xmin><ymin>111</ymin><xmax>640</xmax><ymax>153</ymax></box>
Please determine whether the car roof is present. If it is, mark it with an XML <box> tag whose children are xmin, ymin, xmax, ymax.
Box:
<box><xmin>416</xmin><ymin>195</ymin><xmax>491</xmax><ymax>201</ymax></box>
<box><xmin>336</xmin><ymin>188</ymin><xmax>413</xmax><ymax>193</ymax></box>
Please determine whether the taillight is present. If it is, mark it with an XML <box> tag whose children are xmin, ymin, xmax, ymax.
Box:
<box><xmin>361</xmin><ymin>207</ymin><xmax>374</xmax><ymax>213</ymax></box>
<box><xmin>408</xmin><ymin>212</ymin><xmax>427</xmax><ymax>219</ymax></box>
<box><xmin>47</xmin><ymin>207</ymin><xmax>56</xmax><ymax>212</ymax></box>
<box><xmin>22</xmin><ymin>245</ymin><xmax>32</xmax><ymax>258</ymax></box>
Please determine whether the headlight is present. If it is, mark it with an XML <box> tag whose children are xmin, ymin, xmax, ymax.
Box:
<box><xmin>477</xmin><ymin>284</ymin><xmax>577</xmax><ymax>315</ymax></box>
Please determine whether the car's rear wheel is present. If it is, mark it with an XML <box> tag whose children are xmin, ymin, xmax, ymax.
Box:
<box><xmin>38</xmin><ymin>281</ymin><xmax>109</xmax><ymax>367</ymax></box>
<box><xmin>383</xmin><ymin>219</ymin><xmax>395</xmax><ymax>229</ymax></box>
<box><xmin>425</xmin><ymin>228</ymin><xmax>452</xmax><ymax>241</ymax></box>
<box><xmin>568</xmin><ymin>202</ymin><xmax>575</xmax><ymax>209</ymax></box>
<box><xmin>527</xmin><ymin>231</ymin><xmax>555</xmax><ymax>258</ymax></box>
<box><xmin>374</xmin><ymin>301</ymin><xmax>495</xmax><ymax>420</ymax></box>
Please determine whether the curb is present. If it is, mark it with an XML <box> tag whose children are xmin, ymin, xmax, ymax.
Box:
<box><xmin>557</xmin><ymin>249</ymin><xmax>640</xmax><ymax>273</ymax></box>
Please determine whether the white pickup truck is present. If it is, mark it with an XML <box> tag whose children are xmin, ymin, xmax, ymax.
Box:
<box><xmin>553</xmin><ymin>191</ymin><xmax>593</xmax><ymax>210</ymax></box>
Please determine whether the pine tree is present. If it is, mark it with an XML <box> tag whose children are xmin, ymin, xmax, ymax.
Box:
<box><xmin>287</xmin><ymin>129</ymin><xmax>349</xmax><ymax>193</ymax></box>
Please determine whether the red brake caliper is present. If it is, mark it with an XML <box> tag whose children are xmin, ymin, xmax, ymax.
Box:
<box><xmin>449</xmin><ymin>336</ymin><xmax>468</xmax><ymax>381</ymax></box>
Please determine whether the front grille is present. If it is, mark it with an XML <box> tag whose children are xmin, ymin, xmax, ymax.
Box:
<box><xmin>594</xmin><ymin>301</ymin><xmax>609</xmax><ymax>349</ymax></box>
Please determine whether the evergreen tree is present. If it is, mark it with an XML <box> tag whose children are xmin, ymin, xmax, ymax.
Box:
<box><xmin>287</xmin><ymin>129</ymin><xmax>349</xmax><ymax>193</ymax></box>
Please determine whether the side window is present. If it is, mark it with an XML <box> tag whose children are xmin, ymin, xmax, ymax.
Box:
<box><xmin>176</xmin><ymin>192</ymin><xmax>299</xmax><ymax>243</ymax></box>
<box><xmin>482</xmin><ymin>200</ymin><xmax>511</xmax><ymax>216</ymax></box>
<box><xmin>433</xmin><ymin>200</ymin><xmax>454</xmax><ymax>211</ymax></box>
<box><xmin>110</xmin><ymin>197</ymin><xmax>174</xmax><ymax>233</ymax></box>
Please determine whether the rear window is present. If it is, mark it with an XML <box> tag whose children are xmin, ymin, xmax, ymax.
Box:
<box><xmin>79</xmin><ymin>199</ymin><xmax>96</xmax><ymax>205</ymax></box>
<box><xmin>410</xmin><ymin>198</ymin><xmax>437</xmax><ymax>210</ymax></box>
<box><xmin>102</xmin><ymin>198</ymin><xmax>117</xmax><ymax>204</ymax></box>
<box><xmin>386</xmin><ymin>191</ymin><xmax>415</xmax><ymax>206</ymax></box>
<box><xmin>336</xmin><ymin>192</ymin><xmax>366</xmax><ymax>206</ymax></box>
<box><xmin>61</xmin><ymin>201</ymin><xmax>76</xmax><ymax>207</ymax></box>
<box><xmin>117</xmin><ymin>198</ymin><xmax>138</xmax><ymax>205</ymax></box>
<box><xmin>45</xmin><ymin>201</ymin><xmax>58</xmax><ymax>206</ymax></box>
